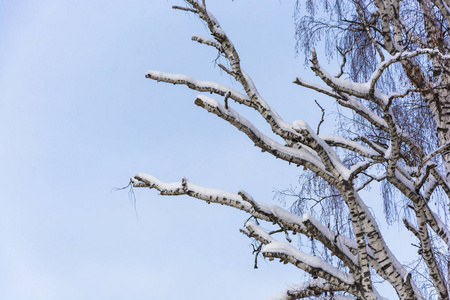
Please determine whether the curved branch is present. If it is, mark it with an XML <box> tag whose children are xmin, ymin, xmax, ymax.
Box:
<box><xmin>269</xmin><ymin>278</ymin><xmax>343</xmax><ymax>300</ymax></box>
<box><xmin>194</xmin><ymin>94</ymin><xmax>335</xmax><ymax>180</ymax></box>
<box><xmin>191</xmin><ymin>34</ymin><xmax>224</xmax><ymax>52</ymax></box>
<box><xmin>244</xmin><ymin>222</ymin><xmax>358</xmax><ymax>296</ymax></box>
<box><xmin>145</xmin><ymin>70</ymin><xmax>251</xmax><ymax>105</ymax></box>
<box><xmin>185</xmin><ymin>0</ymin><xmax>308</xmax><ymax>153</ymax></box>
<box><xmin>322</xmin><ymin>135</ymin><xmax>383</xmax><ymax>160</ymax></box>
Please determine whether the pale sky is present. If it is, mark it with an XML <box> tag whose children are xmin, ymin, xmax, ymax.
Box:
<box><xmin>0</xmin><ymin>1</ymin><xmax>414</xmax><ymax>299</ymax></box>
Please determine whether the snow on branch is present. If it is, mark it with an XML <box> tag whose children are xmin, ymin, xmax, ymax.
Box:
<box><xmin>193</xmin><ymin>95</ymin><xmax>333</xmax><ymax>179</ymax></box>
<box><xmin>345</xmin><ymin>192</ymin><xmax>421</xmax><ymax>299</ymax></box>
<box><xmin>414</xmin><ymin>190</ymin><xmax>450</xmax><ymax>245</ymax></box>
<box><xmin>412</xmin><ymin>204</ymin><xmax>449</xmax><ymax>298</ymax></box>
<box><xmin>294</xmin><ymin>121</ymin><xmax>373</xmax><ymax>181</ymax></box>
<box><xmin>178</xmin><ymin>0</ymin><xmax>316</xmax><ymax>152</ymax></box>
<box><xmin>308</xmin><ymin>49</ymin><xmax>388</xmax><ymax>106</ymax></box>
<box><xmin>414</xmin><ymin>162</ymin><xmax>436</xmax><ymax>191</ymax></box>
<box><xmin>293</xmin><ymin>120</ymin><xmax>349</xmax><ymax>179</ymax></box>
<box><xmin>293</xmin><ymin>77</ymin><xmax>341</xmax><ymax>99</ymax></box>
<box><xmin>428</xmin><ymin>211</ymin><xmax>450</xmax><ymax>245</ymax></box>
<box><xmin>132</xmin><ymin>171</ymin><xmax>406</xmax><ymax>299</ymax></box>
<box><xmin>141</xmin><ymin>1</ymin><xmax>450</xmax><ymax>299</ymax></box>
<box><xmin>321</xmin><ymin>135</ymin><xmax>382</xmax><ymax>160</ymax></box>
<box><xmin>153</xmin><ymin>1</ymin><xmax>379</xmax><ymax>185</ymax></box>
<box><xmin>389</xmin><ymin>165</ymin><xmax>450</xmax><ymax>252</ymax></box>
<box><xmin>422</xmin><ymin>177</ymin><xmax>439</xmax><ymax>200</ymax></box>
<box><xmin>145</xmin><ymin>70</ymin><xmax>251</xmax><ymax>106</ymax></box>
<box><xmin>133</xmin><ymin>173</ymin><xmax>378</xmax><ymax>298</ymax></box>
<box><xmin>417</xmin><ymin>141</ymin><xmax>450</xmax><ymax>175</ymax></box>
<box><xmin>430</xmin><ymin>169</ymin><xmax>450</xmax><ymax>199</ymax></box>
<box><xmin>262</xmin><ymin>242</ymin><xmax>356</xmax><ymax>293</ymax></box>
<box><xmin>191</xmin><ymin>34</ymin><xmax>223</xmax><ymax>52</ymax></box>
<box><xmin>308</xmin><ymin>46</ymin><xmax>450</xmax><ymax>110</ymax></box>
<box><xmin>132</xmin><ymin>174</ymin><xmax>311</xmax><ymax>235</ymax></box>
<box><xmin>132</xmin><ymin>174</ymin><xmax>364</xmax><ymax>250</ymax></box>
<box><xmin>294</xmin><ymin>77</ymin><xmax>407</xmax><ymax>153</ymax></box>
<box><xmin>301</xmin><ymin>214</ymin><xmax>357</xmax><ymax>271</ymax></box>
<box><xmin>314</xmin><ymin>297</ymin><xmax>357</xmax><ymax>300</ymax></box>
<box><xmin>368</xmin><ymin>48</ymin><xmax>450</xmax><ymax>96</ymax></box>
<box><xmin>244</xmin><ymin>221</ymin><xmax>358</xmax><ymax>295</ymax></box>
<box><xmin>145</xmin><ymin>71</ymin><xmax>304</xmax><ymax>147</ymax></box>
<box><xmin>267</xmin><ymin>278</ymin><xmax>348</xmax><ymax>300</ymax></box>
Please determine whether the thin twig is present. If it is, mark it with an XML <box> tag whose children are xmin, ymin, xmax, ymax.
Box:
<box><xmin>315</xmin><ymin>100</ymin><xmax>325</xmax><ymax>135</ymax></box>
<box><xmin>224</xmin><ymin>91</ymin><xmax>231</xmax><ymax>109</ymax></box>
<box><xmin>172</xmin><ymin>5</ymin><xmax>197</xmax><ymax>13</ymax></box>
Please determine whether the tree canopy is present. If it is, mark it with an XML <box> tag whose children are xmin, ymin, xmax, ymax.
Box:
<box><xmin>133</xmin><ymin>1</ymin><xmax>450</xmax><ymax>299</ymax></box>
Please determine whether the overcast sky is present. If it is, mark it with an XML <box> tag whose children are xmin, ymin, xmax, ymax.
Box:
<box><xmin>1</xmin><ymin>1</ymin><xmax>414</xmax><ymax>299</ymax></box>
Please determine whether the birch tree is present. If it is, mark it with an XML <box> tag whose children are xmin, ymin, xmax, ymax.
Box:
<box><xmin>132</xmin><ymin>1</ymin><xmax>449</xmax><ymax>299</ymax></box>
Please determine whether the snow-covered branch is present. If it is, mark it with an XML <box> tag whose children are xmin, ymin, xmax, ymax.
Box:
<box><xmin>191</xmin><ymin>34</ymin><xmax>223</xmax><ymax>52</ymax></box>
<box><xmin>268</xmin><ymin>278</ymin><xmax>343</xmax><ymax>300</ymax></box>
<box><xmin>430</xmin><ymin>169</ymin><xmax>450</xmax><ymax>200</ymax></box>
<box><xmin>413</xmin><ymin>203</ymin><xmax>449</xmax><ymax>299</ymax></box>
<box><xmin>193</xmin><ymin>95</ymin><xmax>332</xmax><ymax>179</ymax></box>
<box><xmin>133</xmin><ymin>173</ymin><xmax>395</xmax><ymax>299</ymax></box>
<box><xmin>145</xmin><ymin>70</ymin><xmax>251</xmax><ymax>105</ymax></box>
<box><xmin>321</xmin><ymin>135</ymin><xmax>382</xmax><ymax>160</ymax></box>
<box><xmin>132</xmin><ymin>174</ymin><xmax>305</xmax><ymax>232</ymax></box>
<box><xmin>133</xmin><ymin>174</ymin><xmax>366</xmax><ymax>258</ymax></box>
<box><xmin>368</xmin><ymin>49</ymin><xmax>450</xmax><ymax>96</ymax></box>
<box><xmin>244</xmin><ymin>221</ymin><xmax>358</xmax><ymax>295</ymax></box>
<box><xmin>301</xmin><ymin>214</ymin><xmax>358</xmax><ymax>272</ymax></box>
<box><xmin>139</xmin><ymin>1</ymin><xmax>450</xmax><ymax>298</ymax></box>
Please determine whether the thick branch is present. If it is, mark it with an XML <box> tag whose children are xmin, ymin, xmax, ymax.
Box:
<box><xmin>244</xmin><ymin>222</ymin><xmax>358</xmax><ymax>296</ymax></box>
<box><xmin>193</xmin><ymin>95</ymin><xmax>333</xmax><ymax>179</ymax></box>
<box><xmin>413</xmin><ymin>203</ymin><xmax>449</xmax><ymax>299</ymax></box>
<box><xmin>268</xmin><ymin>278</ymin><xmax>344</xmax><ymax>300</ymax></box>
<box><xmin>145</xmin><ymin>70</ymin><xmax>251</xmax><ymax>105</ymax></box>
<box><xmin>185</xmin><ymin>0</ymin><xmax>303</xmax><ymax>148</ymax></box>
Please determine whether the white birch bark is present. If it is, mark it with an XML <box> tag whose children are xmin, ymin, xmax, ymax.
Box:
<box><xmin>133</xmin><ymin>1</ymin><xmax>449</xmax><ymax>299</ymax></box>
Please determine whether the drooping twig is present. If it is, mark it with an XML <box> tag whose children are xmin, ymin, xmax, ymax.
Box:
<box><xmin>224</xmin><ymin>91</ymin><xmax>231</xmax><ymax>109</ymax></box>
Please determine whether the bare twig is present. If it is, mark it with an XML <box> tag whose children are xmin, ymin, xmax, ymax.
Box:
<box><xmin>315</xmin><ymin>100</ymin><xmax>325</xmax><ymax>135</ymax></box>
<box><xmin>224</xmin><ymin>91</ymin><xmax>231</xmax><ymax>109</ymax></box>
<box><xmin>172</xmin><ymin>5</ymin><xmax>197</xmax><ymax>13</ymax></box>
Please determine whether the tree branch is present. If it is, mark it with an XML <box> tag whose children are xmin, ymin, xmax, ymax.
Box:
<box><xmin>244</xmin><ymin>221</ymin><xmax>358</xmax><ymax>296</ymax></box>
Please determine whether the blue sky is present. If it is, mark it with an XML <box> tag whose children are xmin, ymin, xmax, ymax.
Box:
<box><xmin>0</xmin><ymin>1</ymin><xmax>414</xmax><ymax>299</ymax></box>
